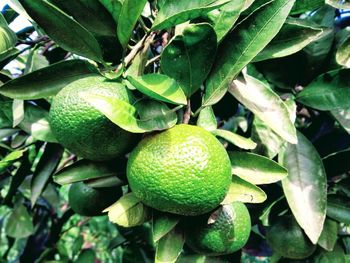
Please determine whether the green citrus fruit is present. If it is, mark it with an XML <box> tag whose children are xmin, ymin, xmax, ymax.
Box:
<box><xmin>68</xmin><ymin>181</ymin><xmax>122</xmax><ymax>216</ymax></box>
<box><xmin>184</xmin><ymin>202</ymin><xmax>251</xmax><ymax>256</ymax></box>
<box><xmin>266</xmin><ymin>215</ymin><xmax>316</xmax><ymax>259</ymax></box>
<box><xmin>49</xmin><ymin>76</ymin><xmax>138</xmax><ymax>161</ymax></box>
<box><xmin>127</xmin><ymin>124</ymin><xmax>232</xmax><ymax>216</ymax></box>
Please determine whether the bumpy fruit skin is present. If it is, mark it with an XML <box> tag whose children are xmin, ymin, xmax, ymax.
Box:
<box><xmin>68</xmin><ymin>182</ymin><xmax>122</xmax><ymax>216</ymax></box>
<box><xmin>266</xmin><ymin>215</ymin><xmax>316</xmax><ymax>259</ymax></box>
<box><xmin>127</xmin><ymin>124</ymin><xmax>232</xmax><ymax>216</ymax></box>
<box><xmin>184</xmin><ymin>202</ymin><xmax>251</xmax><ymax>256</ymax></box>
<box><xmin>49</xmin><ymin>76</ymin><xmax>138</xmax><ymax>161</ymax></box>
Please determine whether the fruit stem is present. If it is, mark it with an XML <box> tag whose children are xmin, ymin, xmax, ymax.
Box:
<box><xmin>183</xmin><ymin>99</ymin><xmax>191</xmax><ymax>124</ymax></box>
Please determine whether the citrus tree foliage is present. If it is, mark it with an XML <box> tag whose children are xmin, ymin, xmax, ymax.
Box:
<box><xmin>0</xmin><ymin>0</ymin><xmax>350</xmax><ymax>262</ymax></box>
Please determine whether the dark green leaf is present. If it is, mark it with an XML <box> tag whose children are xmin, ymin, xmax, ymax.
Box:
<box><xmin>117</xmin><ymin>0</ymin><xmax>147</xmax><ymax>48</ymax></box>
<box><xmin>0</xmin><ymin>60</ymin><xmax>99</xmax><ymax>99</ymax></box>
<box><xmin>279</xmin><ymin>132</ymin><xmax>327</xmax><ymax>244</ymax></box>
<box><xmin>30</xmin><ymin>143</ymin><xmax>64</xmax><ymax>207</ymax></box>
<box><xmin>314</xmin><ymin>243</ymin><xmax>347</xmax><ymax>263</ymax></box>
<box><xmin>85</xmin><ymin>176</ymin><xmax>124</xmax><ymax>188</ymax></box>
<box><xmin>221</xmin><ymin>176</ymin><xmax>267</xmax><ymax>204</ymax></box>
<box><xmin>127</xmin><ymin>74</ymin><xmax>187</xmax><ymax>105</ymax></box>
<box><xmin>5</xmin><ymin>204</ymin><xmax>34</xmax><ymax>238</ymax></box>
<box><xmin>229</xmin><ymin>151</ymin><xmax>288</xmax><ymax>185</ymax></box>
<box><xmin>152</xmin><ymin>213</ymin><xmax>180</xmax><ymax>243</ymax></box>
<box><xmin>297</xmin><ymin>69</ymin><xmax>350</xmax><ymax>110</ymax></box>
<box><xmin>152</xmin><ymin>0</ymin><xmax>231</xmax><ymax>31</ymax></box>
<box><xmin>204</xmin><ymin>0</ymin><xmax>296</xmax><ymax>106</ymax></box>
<box><xmin>212</xmin><ymin>129</ymin><xmax>256</xmax><ymax>150</ymax></box>
<box><xmin>75</xmin><ymin>249</ymin><xmax>96</xmax><ymax>263</ymax></box>
<box><xmin>105</xmin><ymin>193</ymin><xmax>151</xmax><ymax>227</ymax></box>
<box><xmin>54</xmin><ymin>159</ymin><xmax>123</xmax><ymax>185</ymax></box>
<box><xmin>326</xmin><ymin>195</ymin><xmax>350</xmax><ymax>224</ymax></box>
<box><xmin>19</xmin><ymin>0</ymin><xmax>104</xmax><ymax>62</ymax></box>
<box><xmin>291</xmin><ymin>0</ymin><xmax>325</xmax><ymax>14</ymax></box>
<box><xmin>336</xmin><ymin>34</ymin><xmax>350</xmax><ymax>67</ymax></box>
<box><xmin>99</xmin><ymin>0</ymin><xmax>123</xmax><ymax>24</ymax></box>
<box><xmin>161</xmin><ymin>23</ymin><xmax>217</xmax><ymax>97</ymax></box>
<box><xmin>323</xmin><ymin>149</ymin><xmax>350</xmax><ymax>177</ymax></box>
<box><xmin>155</xmin><ymin>226</ymin><xmax>185</xmax><ymax>263</ymax></box>
<box><xmin>23</xmin><ymin>48</ymin><xmax>49</xmax><ymax>74</ymax></box>
<box><xmin>0</xmin><ymin>150</ymin><xmax>24</xmax><ymax>174</ymax></box>
<box><xmin>331</xmin><ymin>107</ymin><xmax>350</xmax><ymax>134</ymax></box>
<box><xmin>197</xmin><ymin>106</ymin><xmax>217</xmax><ymax>131</ymax></box>
<box><xmin>318</xmin><ymin>219</ymin><xmax>338</xmax><ymax>252</ymax></box>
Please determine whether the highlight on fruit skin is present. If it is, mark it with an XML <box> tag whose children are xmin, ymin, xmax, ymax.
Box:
<box><xmin>49</xmin><ymin>76</ymin><xmax>139</xmax><ymax>161</ymax></box>
<box><xmin>126</xmin><ymin>124</ymin><xmax>232</xmax><ymax>216</ymax></box>
<box><xmin>184</xmin><ymin>202</ymin><xmax>251</xmax><ymax>256</ymax></box>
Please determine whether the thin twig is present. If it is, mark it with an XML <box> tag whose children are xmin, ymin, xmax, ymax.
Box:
<box><xmin>146</xmin><ymin>55</ymin><xmax>160</xmax><ymax>67</ymax></box>
<box><xmin>183</xmin><ymin>99</ymin><xmax>191</xmax><ymax>124</ymax></box>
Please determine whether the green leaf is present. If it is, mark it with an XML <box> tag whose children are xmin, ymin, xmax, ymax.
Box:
<box><xmin>19</xmin><ymin>0</ymin><xmax>104</xmax><ymax>62</ymax></box>
<box><xmin>84</xmin><ymin>93</ymin><xmax>179</xmax><ymax>133</ymax></box>
<box><xmin>211</xmin><ymin>129</ymin><xmax>257</xmax><ymax>150</ymax></box>
<box><xmin>326</xmin><ymin>195</ymin><xmax>350</xmax><ymax>224</ymax></box>
<box><xmin>204</xmin><ymin>0</ymin><xmax>246</xmax><ymax>42</ymax></box>
<box><xmin>297</xmin><ymin>69</ymin><xmax>350</xmax><ymax>111</ymax></box>
<box><xmin>197</xmin><ymin>106</ymin><xmax>217</xmax><ymax>132</ymax></box>
<box><xmin>0</xmin><ymin>60</ymin><xmax>98</xmax><ymax>100</ymax></box>
<box><xmin>221</xmin><ymin>176</ymin><xmax>267</xmax><ymax>204</ymax></box>
<box><xmin>85</xmin><ymin>176</ymin><xmax>124</xmax><ymax>188</ymax></box>
<box><xmin>314</xmin><ymin>243</ymin><xmax>347</xmax><ymax>263</ymax></box>
<box><xmin>75</xmin><ymin>249</ymin><xmax>96</xmax><ymax>263</ymax></box>
<box><xmin>279</xmin><ymin>132</ymin><xmax>327</xmax><ymax>244</ymax></box>
<box><xmin>30</xmin><ymin>143</ymin><xmax>64</xmax><ymax>207</ymax></box>
<box><xmin>5</xmin><ymin>204</ymin><xmax>34</xmax><ymax>238</ymax></box>
<box><xmin>331</xmin><ymin>107</ymin><xmax>350</xmax><ymax>134</ymax></box>
<box><xmin>0</xmin><ymin>128</ymin><xmax>19</xmax><ymax>140</ymax></box>
<box><xmin>152</xmin><ymin>0</ymin><xmax>231</xmax><ymax>31</ymax></box>
<box><xmin>54</xmin><ymin>159</ymin><xmax>123</xmax><ymax>185</ymax></box>
<box><xmin>336</xmin><ymin>34</ymin><xmax>350</xmax><ymax>68</ymax></box>
<box><xmin>0</xmin><ymin>150</ymin><xmax>24</xmax><ymax>174</ymax></box>
<box><xmin>117</xmin><ymin>0</ymin><xmax>147</xmax><ymax>48</ymax></box>
<box><xmin>152</xmin><ymin>212</ymin><xmax>180</xmax><ymax>243</ymax></box>
<box><xmin>318</xmin><ymin>219</ymin><xmax>338</xmax><ymax>252</ymax></box>
<box><xmin>127</xmin><ymin>74</ymin><xmax>187</xmax><ymax>105</ymax></box>
<box><xmin>229</xmin><ymin>73</ymin><xmax>297</xmax><ymax>144</ymax></box>
<box><xmin>203</xmin><ymin>0</ymin><xmax>296</xmax><ymax>106</ymax></box>
<box><xmin>254</xmin><ymin>18</ymin><xmax>323</xmax><ymax>62</ymax></box>
<box><xmin>12</xmin><ymin>99</ymin><xmax>24</xmax><ymax>127</ymax></box>
<box><xmin>0</xmin><ymin>13</ymin><xmax>17</xmax><ymax>55</ymax></box>
<box><xmin>99</xmin><ymin>0</ymin><xmax>123</xmax><ymax>24</ymax></box>
<box><xmin>161</xmin><ymin>23</ymin><xmax>217</xmax><ymax>97</ymax></box>
<box><xmin>104</xmin><ymin>193</ymin><xmax>151</xmax><ymax>227</ymax></box>
<box><xmin>291</xmin><ymin>0</ymin><xmax>325</xmax><ymax>14</ymax></box>
<box><xmin>229</xmin><ymin>151</ymin><xmax>288</xmax><ymax>185</ymax></box>
<box><xmin>155</xmin><ymin>226</ymin><xmax>185</xmax><ymax>263</ymax></box>
<box><xmin>326</xmin><ymin>0</ymin><xmax>350</xmax><ymax>9</ymax></box>
<box><xmin>323</xmin><ymin>149</ymin><xmax>350</xmax><ymax>177</ymax></box>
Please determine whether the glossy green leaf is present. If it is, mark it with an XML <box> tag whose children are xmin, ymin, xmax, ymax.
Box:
<box><xmin>326</xmin><ymin>195</ymin><xmax>350</xmax><ymax>224</ymax></box>
<box><xmin>318</xmin><ymin>219</ymin><xmax>338</xmax><ymax>252</ymax></box>
<box><xmin>254</xmin><ymin>18</ymin><xmax>323</xmax><ymax>62</ymax></box>
<box><xmin>117</xmin><ymin>0</ymin><xmax>147</xmax><ymax>48</ymax></box>
<box><xmin>229</xmin><ymin>73</ymin><xmax>297</xmax><ymax>144</ymax></box>
<box><xmin>204</xmin><ymin>0</ymin><xmax>296</xmax><ymax>106</ymax></box>
<box><xmin>152</xmin><ymin>0</ymin><xmax>231</xmax><ymax>31</ymax></box>
<box><xmin>291</xmin><ymin>0</ymin><xmax>325</xmax><ymax>14</ymax></box>
<box><xmin>229</xmin><ymin>151</ymin><xmax>288</xmax><ymax>185</ymax></box>
<box><xmin>197</xmin><ymin>106</ymin><xmax>217</xmax><ymax>132</ymax></box>
<box><xmin>23</xmin><ymin>48</ymin><xmax>49</xmax><ymax>74</ymax></box>
<box><xmin>54</xmin><ymin>159</ymin><xmax>123</xmax><ymax>185</ymax></box>
<box><xmin>0</xmin><ymin>13</ymin><xmax>17</xmax><ymax>55</ymax></box>
<box><xmin>326</xmin><ymin>0</ymin><xmax>350</xmax><ymax>9</ymax></box>
<box><xmin>30</xmin><ymin>143</ymin><xmax>64</xmax><ymax>207</ymax></box>
<box><xmin>5</xmin><ymin>204</ymin><xmax>34</xmax><ymax>238</ymax></box>
<box><xmin>155</xmin><ymin>227</ymin><xmax>185</xmax><ymax>263</ymax></box>
<box><xmin>0</xmin><ymin>60</ymin><xmax>98</xmax><ymax>99</ymax></box>
<box><xmin>336</xmin><ymin>34</ymin><xmax>350</xmax><ymax>67</ymax></box>
<box><xmin>12</xmin><ymin>99</ymin><xmax>24</xmax><ymax>127</ymax></box>
<box><xmin>84</xmin><ymin>93</ymin><xmax>179</xmax><ymax>133</ymax></box>
<box><xmin>204</xmin><ymin>0</ymin><xmax>246</xmax><ymax>42</ymax></box>
<box><xmin>161</xmin><ymin>23</ymin><xmax>217</xmax><ymax>97</ymax></box>
<box><xmin>279</xmin><ymin>132</ymin><xmax>327</xmax><ymax>244</ymax></box>
<box><xmin>222</xmin><ymin>176</ymin><xmax>267</xmax><ymax>204</ymax></box>
<box><xmin>0</xmin><ymin>150</ymin><xmax>24</xmax><ymax>174</ymax></box>
<box><xmin>331</xmin><ymin>107</ymin><xmax>350</xmax><ymax>134</ymax></box>
<box><xmin>104</xmin><ymin>193</ymin><xmax>151</xmax><ymax>227</ymax></box>
<box><xmin>99</xmin><ymin>0</ymin><xmax>123</xmax><ymax>24</ymax></box>
<box><xmin>127</xmin><ymin>74</ymin><xmax>187</xmax><ymax>105</ymax></box>
<box><xmin>152</xmin><ymin>213</ymin><xmax>180</xmax><ymax>242</ymax></box>
<box><xmin>19</xmin><ymin>0</ymin><xmax>104</xmax><ymax>62</ymax></box>
<box><xmin>323</xmin><ymin>149</ymin><xmax>350</xmax><ymax>177</ymax></box>
<box><xmin>211</xmin><ymin>129</ymin><xmax>257</xmax><ymax>150</ymax></box>
<box><xmin>297</xmin><ymin>69</ymin><xmax>350</xmax><ymax>110</ymax></box>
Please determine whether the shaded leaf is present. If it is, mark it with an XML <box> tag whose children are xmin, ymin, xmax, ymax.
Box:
<box><xmin>322</xmin><ymin>149</ymin><xmax>350</xmax><ymax>177</ymax></box>
<box><xmin>318</xmin><ymin>219</ymin><xmax>338</xmax><ymax>252</ymax></box>
<box><xmin>297</xmin><ymin>69</ymin><xmax>350</xmax><ymax>111</ymax></box>
<box><xmin>0</xmin><ymin>128</ymin><xmax>19</xmax><ymax>140</ymax></box>
<box><xmin>161</xmin><ymin>23</ymin><xmax>217</xmax><ymax>97</ymax></box>
<box><xmin>326</xmin><ymin>0</ymin><xmax>350</xmax><ymax>9</ymax></box>
<box><xmin>127</xmin><ymin>74</ymin><xmax>187</xmax><ymax>105</ymax></box>
<box><xmin>19</xmin><ymin>0</ymin><xmax>104</xmax><ymax>62</ymax></box>
<box><xmin>336</xmin><ymin>34</ymin><xmax>350</xmax><ymax>68</ymax></box>
<box><xmin>229</xmin><ymin>151</ymin><xmax>288</xmax><ymax>185</ymax></box>
<box><xmin>222</xmin><ymin>176</ymin><xmax>267</xmax><ymax>204</ymax></box>
<box><xmin>152</xmin><ymin>212</ymin><xmax>180</xmax><ymax>243</ymax></box>
<box><xmin>0</xmin><ymin>60</ymin><xmax>98</xmax><ymax>99</ymax></box>
<box><xmin>155</xmin><ymin>226</ymin><xmax>185</xmax><ymax>263</ymax></box>
<box><xmin>5</xmin><ymin>204</ymin><xmax>34</xmax><ymax>238</ymax></box>
<box><xmin>117</xmin><ymin>0</ymin><xmax>147</xmax><ymax>48</ymax></box>
<box><xmin>211</xmin><ymin>129</ymin><xmax>256</xmax><ymax>150</ymax></box>
<box><xmin>204</xmin><ymin>0</ymin><xmax>296</xmax><ymax>106</ymax></box>
<box><xmin>86</xmin><ymin>176</ymin><xmax>124</xmax><ymax>188</ymax></box>
<box><xmin>99</xmin><ymin>0</ymin><xmax>123</xmax><ymax>24</ymax></box>
<box><xmin>326</xmin><ymin>194</ymin><xmax>350</xmax><ymax>224</ymax></box>
<box><xmin>75</xmin><ymin>249</ymin><xmax>96</xmax><ymax>263</ymax></box>
<box><xmin>331</xmin><ymin>107</ymin><xmax>350</xmax><ymax>134</ymax></box>
<box><xmin>104</xmin><ymin>193</ymin><xmax>151</xmax><ymax>227</ymax></box>
<box><xmin>0</xmin><ymin>150</ymin><xmax>24</xmax><ymax>174</ymax></box>
<box><xmin>197</xmin><ymin>106</ymin><xmax>217</xmax><ymax>132</ymax></box>
<box><xmin>229</xmin><ymin>73</ymin><xmax>297</xmax><ymax>144</ymax></box>
<box><xmin>152</xmin><ymin>0</ymin><xmax>231</xmax><ymax>31</ymax></box>
<box><xmin>291</xmin><ymin>0</ymin><xmax>325</xmax><ymax>14</ymax></box>
<box><xmin>279</xmin><ymin>132</ymin><xmax>327</xmax><ymax>244</ymax></box>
